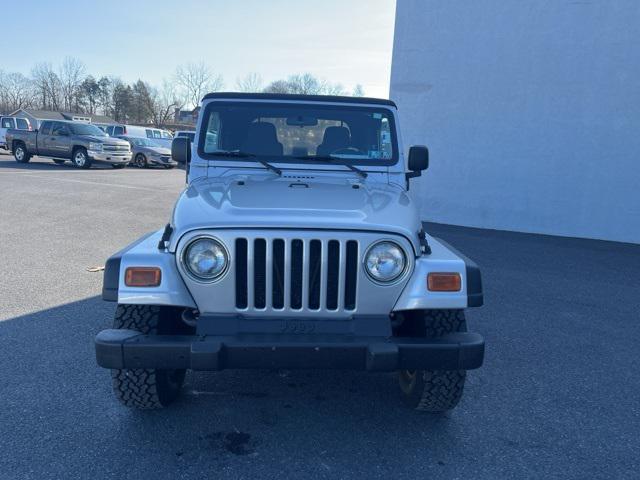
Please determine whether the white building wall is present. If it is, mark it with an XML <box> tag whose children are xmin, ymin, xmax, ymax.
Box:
<box><xmin>390</xmin><ymin>0</ymin><xmax>640</xmax><ymax>243</ymax></box>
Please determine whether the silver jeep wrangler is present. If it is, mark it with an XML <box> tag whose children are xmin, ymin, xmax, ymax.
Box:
<box><xmin>95</xmin><ymin>93</ymin><xmax>484</xmax><ymax>412</ymax></box>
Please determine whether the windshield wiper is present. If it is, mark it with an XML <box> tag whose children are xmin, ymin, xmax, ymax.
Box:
<box><xmin>294</xmin><ymin>155</ymin><xmax>368</xmax><ymax>178</ymax></box>
<box><xmin>209</xmin><ymin>150</ymin><xmax>282</xmax><ymax>176</ymax></box>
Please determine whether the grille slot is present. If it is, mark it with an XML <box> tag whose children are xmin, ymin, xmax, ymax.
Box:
<box><xmin>344</xmin><ymin>241</ymin><xmax>358</xmax><ymax>310</ymax></box>
<box><xmin>308</xmin><ymin>240</ymin><xmax>322</xmax><ymax>310</ymax></box>
<box><xmin>234</xmin><ymin>236</ymin><xmax>358</xmax><ymax>312</ymax></box>
<box><xmin>290</xmin><ymin>240</ymin><xmax>303</xmax><ymax>309</ymax></box>
<box><xmin>272</xmin><ymin>239</ymin><xmax>285</xmax><ymax>309</ymax></box>
<box><xmin>326</xmin><ymin>240</ymin><xmax>340</xmax><ymax>310</ymax></box>
<box><xmin>235</xmin><ymin>239</ymin><xmax>248</xmax><ymax>309</ymax></box>
<box><xmin>253</xmin><ymin>239</ymin><xmax>266</xmax><ymax>309</ymax></box>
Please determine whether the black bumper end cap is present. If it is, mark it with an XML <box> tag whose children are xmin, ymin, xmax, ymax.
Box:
<box><xmin>95</xmin><ymin>329</ymin><xmax>141</xmax><ymax>369</ymax></box>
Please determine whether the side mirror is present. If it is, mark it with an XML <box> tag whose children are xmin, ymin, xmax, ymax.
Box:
<box><xmin>171</xmin><ymin>136</ymin><xmax>192</xmax><ymax>165</ymax></box>
<box><xmin>406</xmin><ymin>145</ymin><xmax>429</xmax><ymax>189</ymax></box>
<box><xmin>408</xmin><ymin>145</ymin><xmax>429</xmax><ymax>172</ymax></box>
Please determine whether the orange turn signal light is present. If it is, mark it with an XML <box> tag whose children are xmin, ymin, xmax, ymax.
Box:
<box><xmin>427</xmin><ymin>272</ymin><xmax>461</xmax><ymax>292</ymax></box>
<box><xmin>125</xmin><ymin>267</ymin><xmax>161</xmax><ymax>287</ymax></box>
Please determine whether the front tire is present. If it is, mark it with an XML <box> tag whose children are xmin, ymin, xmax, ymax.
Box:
<box><xmin>14</xmin><ymin>143</ymin><xmax>31</xmax><ymax>163</ymax></box>
<box><xmin>110</xmin><ymin>304</ymin><xmax>188</xmax><ymax>409</ymax></box>
<box><xmin>397</xmin><ymin>309</ymin><xmax>468</xmax><ymax>412</ymax></box>
<box><xmin>72</xmin><ymin>147</ymin><xmax>92</xmax><ymax>169</ymax></box>
<box><xmin>134</xmin><ymin>153</ymin><xmax>147</xmax><ymax>168</ymax></box>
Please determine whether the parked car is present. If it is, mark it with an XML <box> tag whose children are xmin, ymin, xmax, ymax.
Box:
<box><xmin>6</xmin><ymin>120</ymin><xmax>131</xmax><ymax>168</ymax></box>
<box><xmin>95</xmin><ymin>92</ymin><xmax>485</xmax><ymax>412</ymax></box>
<box><xmin>105</xmin><ymin>124</ymin><xmax>173</xmax><ymax>148</ymax></box>
<box><xmin>118</xmin><ymin>135</ymin><xmax>176</xmax><ymax>169</ymax></box>
<box><xmin>1</xmin><ymin>116</ymin><xmax>31</xmax><ymax>151</ymax></box>
<box><xmin>174</xmin><ymin>130</ymin><xmax>196</xmax><ymax>142</ymax></box>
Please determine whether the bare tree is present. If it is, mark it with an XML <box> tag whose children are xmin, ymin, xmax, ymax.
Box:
<box><xmin>175</xmin><ymin>62</ymin><xmax>223</xmax><ymax>109</ymax></box>
<box><xmin>236</xmin><ymin>72</ymin><xmax>263</xmax><ymax>92</ymax></box>
<box><xmin>323</xmin><ymin>82</ymin><xmax>346</xmax><ymax>96</ymax></box>
<box><xmin>31</xmin><ymin>62</ymin><xmax>62</xmax><ymax>110</ymax></box>
<box><xmin>59</xmin><ymin>57</ymin><xmax>86</xmax><ymax>112</ymax></box>
<box><xmin>149</xmin><ymin>79</ymin><xmax>184</xmax><ymax>126</ymax></box>
<box><xmin>262</xmin><ymin>79</ymin><xmax>293</xmax><ymax>94</ymax></box>
<box><xmin>287</xmin><ymin>73</ymin><xmax>325</xmax><ymax>94</ymax></box>
<box><xmin>352</xmin><ymin>84</ymin><xmax>365</xmax><ymax>97</ymax></box>
<box><xmin>0</xmin><ymin>71</ymin><xmax>35</xmax><ymax>112</ymax></box>
<box><xmin>263</xmin><ymin>73</ymin><xmax>346</xmax><ymax>96</ymax></box>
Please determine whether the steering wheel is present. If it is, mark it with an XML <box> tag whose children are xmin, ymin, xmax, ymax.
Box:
<box><xmin>330</xmin><ymin>147</ymin><xmax>362</xmax><ymax>155</ymax></box>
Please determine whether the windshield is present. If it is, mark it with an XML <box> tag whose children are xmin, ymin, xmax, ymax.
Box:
<box><xmin>198</xmin><ymin>102</ymin><xmax>397</xmax><ymax>166</ymax></box>
<box><xmin>69</xmin><ymin>123</ymin><xmax>107</xmax><ymax>136</ymax></box>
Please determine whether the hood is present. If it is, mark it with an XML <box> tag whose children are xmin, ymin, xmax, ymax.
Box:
<box><xmin>76</xmin><ymin>135</ymin><xmax>112</xmax><ymax>143</ymax></box>
<box><xmin>77</xmin><ymin>135</ymin><xmax>129</xmax><ymax>146</ymax></box>
<box><xmin>169</xmin><ymin>174</ymin><xmax>421</xmax><ymax>254</ymax></box>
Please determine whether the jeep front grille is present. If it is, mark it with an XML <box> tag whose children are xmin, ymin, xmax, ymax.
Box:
<box><xmin>235</xmin><ymin>237</ymin><xmax>359</xmax><ymax>312</ymax></box>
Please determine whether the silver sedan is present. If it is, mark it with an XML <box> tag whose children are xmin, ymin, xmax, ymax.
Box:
<box><xmin>118</xmin><ymin>136</ymin><xmax>177</xmax><ymax>169</ymax></box>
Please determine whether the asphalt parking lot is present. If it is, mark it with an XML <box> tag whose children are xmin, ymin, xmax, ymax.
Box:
<box><xmin>0</xmin><ymin>152</ymin><xmax>639</xmax><ymax>479</ymax></box>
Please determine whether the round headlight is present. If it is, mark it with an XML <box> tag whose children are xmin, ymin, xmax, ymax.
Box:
<box><xmin>183</xmin><ymin>237</ymin><xmax>228</xmax><ymax>281</ymax></box>
<box><xmin>365</xmin><ymin>241</ymin><xmax>406</xmax><ymax>283</ymax></box>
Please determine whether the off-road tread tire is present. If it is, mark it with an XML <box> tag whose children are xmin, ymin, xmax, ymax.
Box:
<box><xmin>399</xmin><ymin>309</ymin><xmax>468</xmax><ymax>413</ymax></box>
<box><xmin>413</xmin><ymin>369</ymin><xmax>467</xmax><ymax>412</ymax></box>
<box><xmin>424</xmin><ymin>309</ymin><xmax>466</xmax><ymax>338</ymax></box>
<box><xmin>110</xmin><ymin>304</ymin><xmax>184</xmax><ymax>409</ymax></box>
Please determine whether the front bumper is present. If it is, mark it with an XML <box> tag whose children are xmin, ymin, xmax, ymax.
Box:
<box><xmin>95</xmin><ymin>329</ymin><xmax>484</xmax><ymax>372</ymax></box>
<box><xmin>88</xmin><ymin>151</ymin><xmax>132</xmax><ymax>164</ymax></box>
<box><xmin>148</xmin><ymin>156</ymin><xmax>177</xmax><ymax>166</ymax></box>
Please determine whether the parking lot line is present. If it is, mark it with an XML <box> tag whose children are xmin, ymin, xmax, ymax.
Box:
<box><xmin>0</xmin><ymin>172</ymin><xmax>161</xmax><ymax>191</ymax></box>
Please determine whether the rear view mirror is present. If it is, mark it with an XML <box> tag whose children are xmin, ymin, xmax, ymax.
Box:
<box><xmin>171</xmin><ymin>136</ymin><xmax>192</xmax><ymax>164</ymax></box>
<box><xmin>286</xmin><ymin>116</ymin><xmax>318</xmax><ymax>126</ymax></box>
<box><xmin>406</xmin><ymin>145</ymin><xmax>429</xmax><ymax>189</ymax></box>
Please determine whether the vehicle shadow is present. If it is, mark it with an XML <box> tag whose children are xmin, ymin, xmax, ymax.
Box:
<box><xmin>0</xmin><ymin>155</ymin><xmax>123</xmax><ymax>170</ymax></box>
<box><xmin>3</xmin><ymin>226</ymin><xmax>639</xmax><ymax>477</ymax></box>
<box><xmin>0</xmin><ymin>295</ymin><xmax>466</xmax><ymax>477</ymax></box>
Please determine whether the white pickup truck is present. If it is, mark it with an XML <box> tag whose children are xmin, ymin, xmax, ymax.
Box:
<box><xmin>0</xmin><ymin>116</ymin><xmax>32</xmax><ymax>151</ymax></box>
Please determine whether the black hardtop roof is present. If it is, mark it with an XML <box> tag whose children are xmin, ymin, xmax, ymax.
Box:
<box><xmin>201</xmin><ymin>92</ymin><xmax>397</xmax><ymax>108</ymax></box>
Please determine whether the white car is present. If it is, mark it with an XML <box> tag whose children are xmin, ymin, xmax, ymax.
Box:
<box><xmin>1</xmin><ymin>116</ymin><xmax>32</xmax><ymax>151</ymax></box>
<box><xmin>105</xmin><ymin>125</ymin><xmax>173</xmax><ymax>149</ymax></box>
<box><xmin>174</xmin><ymin>130</ymin><xmax>196</xmax><ymax>142</ymax></box>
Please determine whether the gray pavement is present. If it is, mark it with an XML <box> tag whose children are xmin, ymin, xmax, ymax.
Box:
<box><xmin>0</xmin><ymin>152</ymin><xmax>639</xmax><ymax>479</ymax></box>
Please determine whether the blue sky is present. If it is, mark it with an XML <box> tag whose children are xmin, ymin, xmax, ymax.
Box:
<box><xmin>5</xmin><ymin>0</ymin><xmax>396</xmax><ymax>98</ymax></box>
